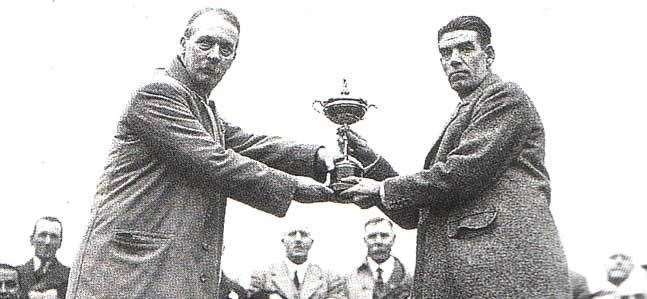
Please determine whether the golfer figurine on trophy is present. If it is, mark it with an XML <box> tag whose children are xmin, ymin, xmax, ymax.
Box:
<box><xmin>313</xmin><ymin>78</ymin><xmax>376</xmax><ymax>192</ymax></box>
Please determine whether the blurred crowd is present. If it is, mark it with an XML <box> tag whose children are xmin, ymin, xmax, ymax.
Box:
<box><xmin>2</xmin><ymin>216</ymin><xmax>645</xmax><ymax>299</ymax></box>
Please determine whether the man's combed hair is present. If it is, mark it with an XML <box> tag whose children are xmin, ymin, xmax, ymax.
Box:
<box><xmin>438</xmin><ymin>15</ymin><xmax>491</xmax><ymax>47</ymax></box>
<box><xmin>184</xmin><ymin>7</ymin><xmax>240</xmax><ymax>39</ymax></box>
<box><xmin>364</xmin><ymin>216</ymin><xmax>394</xmax><ymax>228</ymax></box>
<box><xmin>31</xmin><ymin>216</ymin><xmax>63</xmax><ymax>240</ymax></box>
<box><xmin>0</xmin><ymin>263</ymin><xmax>18</xmax><ymax>272</ymax></box>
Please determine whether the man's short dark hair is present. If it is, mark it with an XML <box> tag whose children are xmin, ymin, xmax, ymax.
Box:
<box><xmin>0</xmin><ymin>263</ymin><xmax>18</xmax><ymax>273</ymax></box>
<box><xmin>438</xmin><ymin>16</ymin><xmax>491</xmax><ymax>47</ymax></box>
<box><xmin>0</xmin><ymin>263</ymin><xmax>20</xmax><ymax>280</ymax></box>
<box><xmin>31</xmin><ymin>216</ymin><xmax>63</xmax><ymax>240</ymax></box>
<box><xmin>183</xmin><ymin>7</ymin><xmax>240</xmax><ymax>39</ymax></box>
<box><xmin>364</xmin><ymin>217</ymin><xmax>394</xmax><ymax>229</ymax></box>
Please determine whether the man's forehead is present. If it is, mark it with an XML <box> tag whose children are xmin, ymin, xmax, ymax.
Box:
<box><xmin>34</xmin><ymin>219</ymin><xmax>61</xmax><ymax>235</ymax></box>
<box><xmin>0</xmin><ymin>268</ymin><xmax>18</xmax><ymax>280</ymax></box>
<box><xmin>365</xmin><ymin>221</ymin><xmax>392</xmax><ymax>234</ymax></box>
<box><xmin>439</xmin><ymin>30</ymin><xmax>480</xmax><ymax>48</ymax></box>
<box><xmin>192</xmin><ymin>12</ymin><xmax>239</xmax><ymax>38</ymax></box>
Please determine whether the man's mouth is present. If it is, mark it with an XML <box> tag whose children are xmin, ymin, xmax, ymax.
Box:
<box><xmin>449</xmin><ymin>71</ymin><xmax>469</xmax><ymax>81</ymax></box>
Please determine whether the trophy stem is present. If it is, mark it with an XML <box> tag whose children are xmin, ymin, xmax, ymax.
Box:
<box><xmin>341</xmin><ymin>124</ymin><xmax>350</xmax><ymax>159</ymax></box>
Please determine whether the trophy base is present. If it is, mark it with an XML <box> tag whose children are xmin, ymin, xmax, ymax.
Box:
<box><xmin>330</xmin><ymin>181</ymin><xmax>356</xmax><ymax>193</ymax></box>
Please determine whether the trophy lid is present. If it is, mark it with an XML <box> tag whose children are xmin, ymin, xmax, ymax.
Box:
<box><xmin>316</xmin><ymin>78</ymin><xmax>371</xmax><ymax>125</ymax></box>
<box><xmin>325</xmin><ymin>78</ymin><xmax>366</xmax><ymax>104</ymax></box>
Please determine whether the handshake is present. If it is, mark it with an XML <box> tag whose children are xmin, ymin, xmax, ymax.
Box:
<box><xmin>292</xmin><ymin>129</ymin><xmax>382</xmax><ymax>209</ymax></box>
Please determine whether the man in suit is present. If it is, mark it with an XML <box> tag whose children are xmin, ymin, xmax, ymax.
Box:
<box><xmin>66</xmin><ymin>7</ymin><xmax>336</xmax><ymax>298</ymax></box>
<box><xmin>18</xmin><ymin>217</ymin><xmax>70</xmax><ymax>299</ymax></box>
<box><xmin>345</xmin><ymin>217</ymin><xmax>411</xmax><ymax>299</ymax></box>
<box><xmin>591</xmin><ymin>253</ymin><xmax>647</xmax><ymax>298</ymax></box>
<box><xmin>250</xmin><ymin>225</ymin><xmax>345</xmax><ymax>299</ymax></box>
<box><xmin>0</xmin><ymin>264</ymin><xmax>22</xmax><ymax>299</ymax></box>
<box><xmin>339</xmin><ymin>15</ymin><xmax>570</xmax><ymax>297</ymax></box>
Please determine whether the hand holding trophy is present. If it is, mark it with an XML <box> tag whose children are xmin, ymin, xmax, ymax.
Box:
<box><xmin>313</xmin><ymin>78</ymin><xmax>376</xmax><ymax>193</ymax></box>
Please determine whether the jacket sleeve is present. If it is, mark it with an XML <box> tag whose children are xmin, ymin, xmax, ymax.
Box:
<box><xmin>325</xmin><ymin>272</ymin><xmax>348</xmax><ymax>299</ymax></box>
<box><xmin>222</xmin><ymin>120</ymin><xmax>327</xmax><ymax>183</ymax></box>
<box><xmin>125</xmin><ymin>81</ymin><xmax>300</xmax><ymax>216</ymax></box>
<box><xmin>364</xmin><ymin>157</ymin><xmax>420</xmax><ymax>229</ymax></box>
<box><xmin>382</xmin><ymin>84</ymin><xmax>533</xmax><ymax>210</ymax></box>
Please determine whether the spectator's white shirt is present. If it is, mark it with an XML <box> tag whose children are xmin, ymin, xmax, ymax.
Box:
<box><xmin>284</xmin><ymin>258</ymin><xmax>310</xmax><ymax>286</ymax></box>
<box><xmin>367</xmin><ymin>256</ymin><xmax>395</xmax><ymax>283</ymax></box>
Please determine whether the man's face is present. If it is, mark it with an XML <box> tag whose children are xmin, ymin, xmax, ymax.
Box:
<box><xmin>0</xmin><ymin>269</ymin><xmax>20</xmax><ymax>299</ymax></box>
<box><xmin>364</xmin><ymin>221</ymin><xmax>395</xmax><ymax>264</ymax></box>
<box><xmin>606</xmin><ymin>254</ymin><xmax>634</xmax><ymax>282</ymax></box>
<box><xmin>282</xmin><ymin>228</ymin><xmax>313</xmax><ymax>265</ymax></box>
<box><xmin>439</xmin><ymin>30</ymin><xmax>493</xmax><ymax>96</ymax></box>
<box><xmin>30</xmin><ymin>219</ymin><xmax>62</xmax><ymax>260</ymax></box>
<box><xmin>181</xmin><ymin>12</ymin><xmax>239</xmax><ymax>88</ymax></box>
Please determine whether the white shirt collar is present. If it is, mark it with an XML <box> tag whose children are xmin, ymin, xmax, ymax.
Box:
<box><xmin>33</xmin><ymin>256</ymin><xmax>42</xmax><ymax>271</ymax></box>
<box><xmin>367</xmin><ymin>256</ymin><xmax>395</xmax><ymax>283</ymax></box>
<box><xmin>284</xmin><ymin>258</ymin><xmax>309</xmax><ymax>285</ymax></box>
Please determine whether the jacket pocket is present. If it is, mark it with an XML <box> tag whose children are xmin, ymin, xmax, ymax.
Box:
<box><xmin>447</xmin><ymin>209</ymin><xmax>498</xmax><ymax>239</ymax></box>
<box><xmin>109</xmin><ymin>229</ymin><xmax>174</xmax><ymax>263</ymax></box>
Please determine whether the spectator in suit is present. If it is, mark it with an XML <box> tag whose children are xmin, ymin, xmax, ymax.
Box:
<box><xmin>0</xmin><ymin>264</ymin><xmax>22</xmax><ymax>299</ymax></box>
<box><xmin>250</xmin><ymin>225</ymin><xmax>345</xmax><ymax>299</ymax></box>
<box><xmin>591</xmin><ymin>253</ymin><xmax>647</xmax><ymax>298</ymax></box>
<box><xmin>220</xmin><ymin>272</ymin><xmax>248</xmax><ymax>299</ymax></box>
<box><xmin>17</xmin><ymin>217</ymin><xmax>70</xmax><ymax>299</ymax></box>
<box><xmin>345</xmin><ymin>217</ymin><xmax>412</xmax><ymax>299</ymax></box>
<box><xmin>569</xmin><ymin>270</ymin><xmax>590</xmax><ymax>299</ymax></box>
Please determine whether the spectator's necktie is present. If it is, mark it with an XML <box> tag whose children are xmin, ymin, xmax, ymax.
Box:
<box><xmin>374</xmin><ymin>267</ymin><xmax>386</xmax><ymax>299</ymax></box>
<box><xmin>293</xmin><ymin>270</ymin><xmax>300</xmax><ymax>290</ymax></box>
<box><xmin>35</xmin><ymin>261</ymin><xmax>50</xmax><ymax>280</ymax></box>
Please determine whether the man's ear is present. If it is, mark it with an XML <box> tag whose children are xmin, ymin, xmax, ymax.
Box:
<box><xmin>179</xmin><ymin>36</ymin><xmax>187</xmax><ymax>58</ymax></box>
<box><xmin>485</xmin><ymin>45</ymin><xmax>495</xmax><ymax>67</ymax></box>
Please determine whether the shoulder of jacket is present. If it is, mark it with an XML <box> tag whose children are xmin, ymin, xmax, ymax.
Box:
<box><xmin>473</xmin><ymin>80</ymin><xmax>530</xmax><ymax>111</ymax></box>
<box><xmin>133</xmin><ymin>73</ymin><xmax>192</xmax><ymax>101</ymax></box>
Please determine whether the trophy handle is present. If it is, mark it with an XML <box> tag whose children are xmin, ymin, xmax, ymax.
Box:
<box><xmin>367</xmin><ymin>104</ymin><xmax>378</xmax><ymax>110</ymax></box>
<box><xmin>312</xmin><ymin>100</ymin><xmax>325</xmax><ymax>114</ymax></box>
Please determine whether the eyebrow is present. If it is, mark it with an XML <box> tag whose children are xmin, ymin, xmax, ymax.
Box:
<box><xmin>440</xmin><ymin>41</ymin><xmax>475</xmax><ymax>50</ymax></box>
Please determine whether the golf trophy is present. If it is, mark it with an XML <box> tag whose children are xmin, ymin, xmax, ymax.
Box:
<box><xmin>313</xmin><ymin>79</ymin><xmax>376</xmax><ymax>192</ymax></box>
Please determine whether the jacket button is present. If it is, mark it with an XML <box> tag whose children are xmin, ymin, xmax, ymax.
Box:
<box><xmin>200</xmin><ymin>274</ymin><xmax>208</xmax><ymax>283</ymax></box>
<box><xmin>202</xmin><ymin>242</ymin><xmax>210</xmax><ymax>251</ymax></box>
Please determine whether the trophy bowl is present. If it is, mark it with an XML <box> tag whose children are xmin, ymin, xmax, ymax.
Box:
<box><xmin>313</xmin><ymin>97</ymin><xmax>374</xmax><ymax>125</ymax></box>
<box><xmin>313</xmin><ymin>78</ymin><xmax>376</xmax><ymax>193</ymax></box>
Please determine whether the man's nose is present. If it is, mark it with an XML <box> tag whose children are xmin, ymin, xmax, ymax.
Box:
<box><xmin>44</xmin><ymin>235</ymin><xmax>52</xmax><ymax>244</ymax></box>
<box><xmin>206</xmin><ymin>46</ymin><xmax>222</xmax><ymax>61</ymax></box>
<box><xmin>449</xmin><ymin>49</ymin><xmax>463</xmax><ymax>66</ymax></box>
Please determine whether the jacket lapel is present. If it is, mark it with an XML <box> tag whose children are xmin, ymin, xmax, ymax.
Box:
<box><xmin>386</xmin><ymin>257</ymin><xmax>405</xmax><ymax>288</ymax></box>
<box><xmin>423</xmin><ymin>74</ymin><xmax>500</xmax><ymax>169</ymax></box>
<box><xmin>271</xmin><ymin>263</ymin><xmax>296</xmax><ymax>299</ymax></box>
<box><xmin>299</xmin><ymin>264</ymin><xmax>324</xmax><ymax>299</ymax></box>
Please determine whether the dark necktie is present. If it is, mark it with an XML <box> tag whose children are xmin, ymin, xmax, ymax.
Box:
<box><xmin>35</xmin><ymin>261</ymin><xmax>50</xmax><ymax>280</ymax></box>
<box><xmin>293</xmin><ymin>270</ymin><xmax>300</xmax><ymax>290</ymax></box>
<box><xmin>373</xmin><ymin>267</ymin><xmax>386</xmax><ymax>299</ymax></box>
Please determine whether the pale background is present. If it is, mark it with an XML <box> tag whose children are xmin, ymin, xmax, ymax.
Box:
<box><xmin>1</xmin><ymin>0</ymin><xmax>646</xmax><ymax>291</ymax></box>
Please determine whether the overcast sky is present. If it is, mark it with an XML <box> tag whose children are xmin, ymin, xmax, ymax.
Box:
<box><xmin>1</xmin><ymin>0</ymin><xmax>646</xmax><ymax>289</ymax></box>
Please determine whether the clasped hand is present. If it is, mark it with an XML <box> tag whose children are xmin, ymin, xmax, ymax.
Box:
<box><xmin>337</xmin><ymin>176</ymin><xmax>382</xmax><ymax>209</ymax></box>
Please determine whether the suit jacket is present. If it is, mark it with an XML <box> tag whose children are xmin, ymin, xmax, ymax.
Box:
<box><xmin>66</xmin><ymin>57</ymin><xmax>325</xmax><ymax>298</ymax></box>
<box><xmin>366</xmin><ymin>74</ymin><xmax>570</xmax><ymax>297</ymax></box>
<box><xmin>345</xmin><ymin>256</ymin><xmax>412</xmax><ymax>299</ymax></box>
<box><xmin>18</xmin><ymin>258</ymin><xmax>70</xmax><ymax>299</ymax></box>
<box><xmin>570</xmin><ymin>270</ymin><xmax>591</xmax><ymax>299</ymax></box>
<box><xmin>250</xmin><ymin>262</ymin><xmax>346</xmax><ymax>299</ymax></box>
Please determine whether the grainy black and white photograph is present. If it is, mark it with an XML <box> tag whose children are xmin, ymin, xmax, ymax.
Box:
<box><xmin>1</xmin><ymin>0</ymin><xmax>646</xmax><ymax>298</ymax></box>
